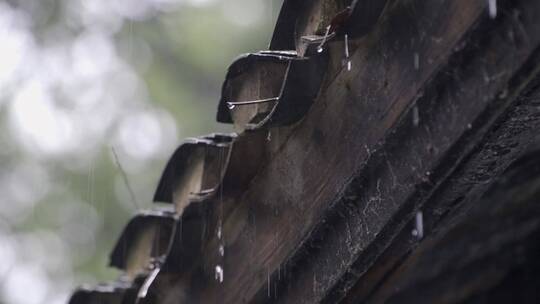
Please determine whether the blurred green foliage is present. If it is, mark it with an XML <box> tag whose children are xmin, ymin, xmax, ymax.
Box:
<box><xmin>0</xmin><ymin>0</ymin><xmax>282</xmax><ymax>303</ymax></box>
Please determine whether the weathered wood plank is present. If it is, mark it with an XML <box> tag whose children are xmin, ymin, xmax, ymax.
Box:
<box><xmin>69</xmin><ymin>0</ymin><xmax>540</xmax><ymax>303</ymax></box>
<box><xmin>187</xmin><ymin>0</ymin><xmax>499</xmax><ymax>302</ymax></box>
<box><xmin>368</xmin><ymin>148</ymin><xmax>540</xmax><ymax>303</ymax></box>
<box><xmin>341</xmin><ymin>72</ymin><xmax>540</xmax><ymax>304</ymax></box>
<box><xmin>297</xmin><ymin>2</ymin><xmax>540</xmax><ymax>303</ymax></box>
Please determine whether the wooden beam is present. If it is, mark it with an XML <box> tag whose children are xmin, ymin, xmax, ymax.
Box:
<box><xmin>184</xmin><ymin>0</ymin><xmax>540</xmax><ymax>303</ymax></box>
<box><xmin>340</xmin><ymin>70</ymin><xmax>540</xmax><ymax>304</ymax></box>
<box><xmin>367</xmin><ymin>146</ymin><xmax>540</xmax><ymax>303</ymax></box>
<box><xmin>69</xmin><ymin>0</ymin><xmax>540</xmax><ymax>303</ymax></box>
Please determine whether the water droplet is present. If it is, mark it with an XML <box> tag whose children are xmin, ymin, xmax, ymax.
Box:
<box><xmin>488</xmin><ymin>0</ymin><xmax>497</xmax><ymax>19</ymax></box>
<box><xmin>267</xmin><ymin>269</ymin><xmax>271</xmax><ymax>298</ymax></box>
<box><xmin>344</xmin><ymin>34</ymin><xmax>352</xmax><ymax>71</ymax></box>
<box><xmin>219</xmin><ymin>244</ymin><xmax>225</xmax><ymax>257</ymax></box>
<box><xmin>412</xmin><ymin>105</ymin><xmax>420</xmax><ymax>126</ymax></box>
<box><xmin>414</xmin><ymin>52</ymin><xmax>420</xmax><ymax>70</ymax></box>
<box><xmin>138</xmin><ymin>268</ymin><xmax>160</xmax><ymax>298</ymax></box>
<box><xmin>412</xmin><ymin>211</ymin><xmax>424</xmax><ymax>239</ymax></box>
<box><xmin>215</xmin><ymin>265</ymin><xmax>224</xmax><ymax>283</ymax></box>
<box><xmin>317</xmin><ymin>25</ymin><xmax>332</xmax><ymax>54</ymax></box>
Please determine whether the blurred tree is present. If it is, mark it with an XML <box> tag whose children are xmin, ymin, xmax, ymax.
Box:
<box><xmin>0</xmin><ymin>0</ymin><xmax>282</xmax><ymax>303</ymax></box>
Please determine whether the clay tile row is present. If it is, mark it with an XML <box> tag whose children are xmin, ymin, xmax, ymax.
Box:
<box><xmin>218</xmin><ymin>0</ymin><xmax>388</xmax><ymax>132</ymax></box>
<box><xmin>98</xmin><ymin>131</ymin><xmax>266</xmax><ymax>303</ymax></box>
<box><xmin>75</xmin><ymin>203</ymin><xmax>209</xmax><ymax>303</ymax></box>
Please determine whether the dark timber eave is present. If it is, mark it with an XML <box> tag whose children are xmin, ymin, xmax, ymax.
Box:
<box><xmin>68</xmin><ymin>0</ymin><xmax>540</xmax><ymax>303</ymax></box>
<box><xmin>193</xmin><ymin>0</ymin><xmax>540</xmax><ymax>302</ymax></box>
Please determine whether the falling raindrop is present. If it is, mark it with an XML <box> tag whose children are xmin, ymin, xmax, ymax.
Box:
<box><xmin>267</xmin><ymin>269</ymin><xmax>271</xmax><ymax>298</ymax></box>
<box><xmin>267</xmin><ymin>130</ymin><xmax>272</xmax><ymax>142</ymax></box>
<box><xmin>111</xmin><ymin>146</ymin><xmax>139</xmax><ymax>210</ymax></box>
<box><xmin>411</xmin><ymin>211</ymin><xmax>424</xmax><ymax>239</ymax></box>
<box><xmin>488</xmin><ymin>0</ymin><xmax>497</xmax><ymax>19</ymax></box>
<box><xmin>414</xmin><ymin>52</ymin><xmax>419</xmax><ymax>70</ymax></box>
<box><xmin>344</xmin><ymin>34</ymin><xmax>351</xmax><ymax>71</ymax></box>
<box><xmin>412</xmin><ymin>105</ymin><xmax>420</xmax><ymax>127</ymax></box>
<box><xmin>217</xmin><ymin>147</ymin><xmax>224</xmax><ymax>248</ymax></box>
<box><xmin>219</xmin><ymin>244</ymin><xmax>225</xmax><ymax>257</ymax></box>
<box><xmin>215</xmin><ymin>265</ymin><xmax>224</xmax><ymax>283</ymax></box>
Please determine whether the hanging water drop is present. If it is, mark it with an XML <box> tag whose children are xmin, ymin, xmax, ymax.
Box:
<box><xmin>317</xmin><ymin>25</ymin><xmax>332</xmax><ymax>53</ymax></box>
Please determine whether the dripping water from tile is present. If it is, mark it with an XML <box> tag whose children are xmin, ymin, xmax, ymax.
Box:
<box><xmin>111</xmin><ymin>146</ymin><xmax>139</xmax><ymax>211</ymax></box>
<box><xmin>87</xmin><ymin>157</ymin><xmax>96</xmax><ymax>247</ymax></box>
<box><xmin>216</xmin><ymin>144</ymin><xmax>226</xmax><ymax>283</ymax></box>
<box><xmin>317</xmin><ymin>25</ymin><xmax>332</xmax><ymax>53</ymax></box>
<box><xmin>87</xmin><ymin>156</ymin><xmax>95</xmax><ymax>208</ymax></box>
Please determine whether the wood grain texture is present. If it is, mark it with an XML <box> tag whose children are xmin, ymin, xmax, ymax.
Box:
<box><xmin>69</xmin><ymin>0</ymin><xmax>540</xmax><ymax>303</ymax></box>
<box><xmin>369</xmin><ymin>148</ymin><xmax>540</xmax><ymax>303</ymax></box>
<box><xmin>187</xmin><ymin>0</ymin><xmax>502</xmax><ymax>302</ymax></box>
